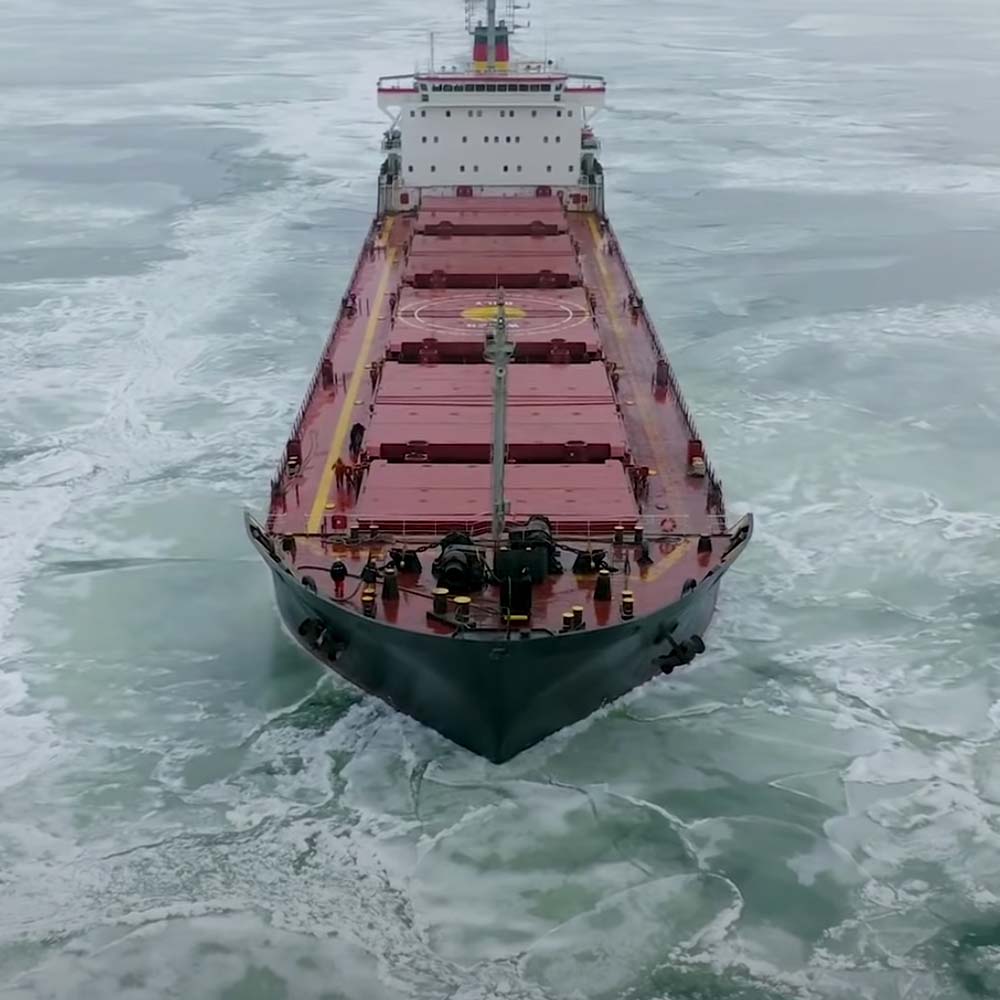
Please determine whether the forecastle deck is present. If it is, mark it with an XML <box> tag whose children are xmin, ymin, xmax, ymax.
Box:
<box><xmin>263</xmin><ymin>196</ymin><xmax>731</xmax><ymax>636</ymax></box>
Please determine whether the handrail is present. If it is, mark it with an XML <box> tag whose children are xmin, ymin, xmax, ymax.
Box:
<box><xmin>267</xmin><ymin>217</ymin><xmax>382</xmax><ymax>530</ymax></box>
<box><xmin>293</xmin><ymin>510</ymin><xmax>727</xmax><ymax>541</ymax></box>
<box><xmin>603</xmin><ymin>216</ymin><xmax>726</xmax><ymax>512</ymax></box>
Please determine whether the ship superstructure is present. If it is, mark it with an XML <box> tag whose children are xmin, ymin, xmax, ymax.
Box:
<box><xmin>247</xmin><ymin>2</ymin><xmax>752</xmax><ymax>762</ymax></box>
<box><xmin>376</xmin><ymin>3</ymin><xmax>606</xmax><ymax>215</ymax></box>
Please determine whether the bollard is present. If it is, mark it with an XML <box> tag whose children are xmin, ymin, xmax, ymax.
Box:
<box><xmin>432</xmin><ymin>587</ymin><xmax>449</xmax><ymax>615</ymax></box>
<box><xmin>382</xmin><ymin>566</ymin><xmax>399</xmax><ymax>602</ymax></box>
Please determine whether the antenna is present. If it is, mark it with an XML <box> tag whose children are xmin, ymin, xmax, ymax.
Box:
<box><xmin>510</xmin><ymin>1</ymin><xmax>531</xmax><ymax>32</ymax></box>
<box><xmin>465</xmin><ymin>1</ymin><xmax>528</xmax><ymax>35</ymax></box>
<box><xmin>429</xmin><ymin>31</ymin><xmax>435</xmax><ymax>72</ymax></box>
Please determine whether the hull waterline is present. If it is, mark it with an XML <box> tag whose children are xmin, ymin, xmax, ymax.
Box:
<box><xmin>249</xmin><ymin>513</ymin><xmax>751</xmax><ymax>762</ymax></box>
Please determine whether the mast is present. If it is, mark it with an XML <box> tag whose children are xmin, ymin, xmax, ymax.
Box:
<box><xmin>486</xmin><ymin>0</ymin><xmax>497</xmax><ymax>69</ymax></box>
<box><xmin>486</xmin><ymin>291</ymin><xmax>514</xmax><ymax>550</ymax></box>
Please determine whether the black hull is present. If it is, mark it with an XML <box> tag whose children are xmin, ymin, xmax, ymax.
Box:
<box><xmin>252</xmin><ymin>522</ymin><xmax>750</xmax><ymax>762</ymax></box>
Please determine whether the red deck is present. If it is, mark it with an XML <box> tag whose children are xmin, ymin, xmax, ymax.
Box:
<box><xmin>365</xmin><ymin>361</ymin><xmax>625</xmax><ymax>462</ymax></box>
<box><xmin>353</xmin><ymin>461</ymin><xmax>638</xmax><ymax>534</ymax></box>
<box><xmin>415</xmin><ymin>196</ymin><xmax>567</xmax><ymax>237</ymax></box>
<box><xmin>265</xmin><ymin>195</ymin><xmax>728</xmax><ymax>635</ymax></box>
<box><xmin>388</xmin><ymin>286</ymin><xmax>598</xmax><ymax>361</ymax></box>
<box><xmin>372</xmin><ymin>361</ymin><xmax>615</xmax><ymax>403</ymax></box>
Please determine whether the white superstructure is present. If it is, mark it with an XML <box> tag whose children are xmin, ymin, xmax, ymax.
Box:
<box><xmin>376</xmin><ymin>2</ymin><xmax>606</xmax><ymax>214</ymax></box>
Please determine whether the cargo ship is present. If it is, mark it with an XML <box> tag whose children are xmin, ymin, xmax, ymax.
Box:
<box><xmin>246</xmin><ymin>1</ymin><xmax>752</xmax><ymax>762</ymax></box>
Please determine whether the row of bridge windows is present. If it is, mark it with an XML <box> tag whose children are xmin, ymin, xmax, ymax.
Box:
<box><xmin>410</xmin><ymin>108</ymin><xmax>572</xmax><ymax>119</ymax></box>
<box><xmin>420</xmin><ymin>135</ymin><xmax>563</xmax><ymax>144</ymax></box>
<box><xmin>407</xmin><ymin>165</ymin><xmax>576</xmax><ymax>174</ymax></box>
<box><xmin>428</xmin><ymin>82</ymin><xmax>554</xmax><ymax>93</ymax></box>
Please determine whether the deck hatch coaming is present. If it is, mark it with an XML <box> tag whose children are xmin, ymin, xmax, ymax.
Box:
<box><xmin>365</xmin><ymin>361</ymin><xmax>627</xmax><ymax>463</ymax></box>
<box><xmin>353</xmin><ymin>460</ymin><xmax>638</xmax><ymax>533</ymax></box>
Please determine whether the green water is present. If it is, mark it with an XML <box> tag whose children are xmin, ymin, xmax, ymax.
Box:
<box><xmin>2</xmin><ymin>1</ymin><xmax>1000</xmax><ymax>997</ymax></box>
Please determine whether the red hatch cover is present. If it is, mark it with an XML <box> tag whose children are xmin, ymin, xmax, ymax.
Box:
<box><xmin>409</xmin><ymin>234</ymin><xmax>575</xmax><ymax>259</ymax></box>
<box><xmin>419</xmin><ymin>195</ymin><xmax>565</xmax><ymax>212</ymax></box>
<box><xmin>375</xmin><ymin>361</ymin><xmax>614</xmax><ymax>401</ymax></box>
<box><xmin>353</xmin><ymin>461</ymin><xmax>638</xmax><ymax>534</ymax></box>
<box><xmin>366</xmin><ymin>363</ymin><xmax>626</xmax><ymax>462</ymax></box>
<box><xmin>418</xmin><ymin>195</ymin><xmax>565</xmax><ymax>220</ymax></box>
<box><xmin>405</xmin><ymin>234</ymin><xmax>578</xmax><ymax>289</ymax></box>
<box><xmin>416</xmin><ymin>200</ymin><xmax>566</xmax><ymax>237</ymax></box>
<box><xmin>388</xmin><ymin>287</ymin><xmax>598</xmax><ymax>361</ymax></box>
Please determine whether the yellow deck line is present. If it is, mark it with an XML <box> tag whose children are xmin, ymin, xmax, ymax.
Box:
<box><xmin>306</xmin><ymin>220</ymin><xmax>397</xmax><ymax>534</ymax></box>
<box><xmin>585</xmin><ymin>215</ymin><xmax>688</xmax><ymax>585</ymax></box>
<box><xmin>644</xmin><ymin>538</ymin><xmax>693</xmax><ymax>582</ymax></box>
<box><xmin>585</xmin><ymin>215</ymin><xmax>672</xmax><ymax>471</ymax></box>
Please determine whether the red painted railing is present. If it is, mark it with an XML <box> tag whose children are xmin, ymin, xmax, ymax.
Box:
<box><xmin>267</xmin><ymin>218</ymin><xmax>382</xmax><ymax>530</ymax></box>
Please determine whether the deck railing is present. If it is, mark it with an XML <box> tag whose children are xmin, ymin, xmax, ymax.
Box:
<box><xmin>267</xmin><ymin>217</ymin><xmax>382</xmax><ymax>531</ymax></box>
<box><xmin>293</xmin><ymin>510</ymin><xmax>726</xmax><ymax>542</ymax></box>
<box><xmin>604</xmin><ymin>217</ymin><xmax>725</xmax><ymax>515</ymax></box>
<box><xmin>264</xmin><ymin>203</ymin><xmax>727</xmax><ymax>535</ymax></box>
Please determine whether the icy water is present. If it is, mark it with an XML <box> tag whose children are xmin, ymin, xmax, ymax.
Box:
<box><xmin>2</xmin><ymin>0</ymin><xmax>1000</xmax><ymax>996</ymax></box>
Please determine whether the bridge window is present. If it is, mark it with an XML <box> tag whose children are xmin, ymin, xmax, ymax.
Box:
<box><xmin>531</xmin><ymin>110</ymin><xmax>538</xmax><ymax>117</ymax></box>
<box><xmin>410</xmin><ymin>110</ymin><xmax>415</xmax><ymax>117</ymax></box>
<box><xmin>486</xmin><ymin>84</ymin><xmax>496</xmax><ymax>92</ymax></box>
<box><xmin>460</xmin><ymin>165</ymin><xmax>466</xmax><ymax>172</ymax></box>
<box><xmin>422</xmin><ymin>136</ymin><xmax>428</xmax><ymax>143</ymax></box>
<box><xmin>503</xmin><ymin>165</ymin><xmax>509</xmax><ymax>173</ymax></box>
<box><xmin>516</xmin><ymin>165</ymin><xmax>522</xmax><ymax>172</ymax></box>
<box><xmin>421</xmin><ymin>110</ymin><xmax>427</xmax><ymax>117</ymax></box>
<box><xmin>515</xmin><ymin>136</ymin><xmax>520</xmax><ymax>143</ymax></box>
<box><xmin>474</xmin><ymin>165</ymin><xmax>479</xmax><ymax>172</ymax></box>
<box><xmin>408</xmin><ymin>165</ymin><xmax>414</xmax><ymax>172</ymax></box>
<box><xmin>557</xmin><ymin>110</ymin><xmax>562</xmax><ymax>117</ymax></box>
<box><xmin>506</xmin><ymin>136</ymin><xmax>511</xmax><ymax>143</ymax></box>
<box><xmin>500</xmin><ymin>110</ymin><xmax>506</xmax><ymax>117</ymax></box>
<box><xmin>462</xmin><ymin>136</ymin><xmax>468</xmax><ymax>143</ymax></box>
<box><xmin>568</xmin><ymin>109</ymin><xmax>574</xmax><ymax>117</ymax></box>
<box><xmin>510</xmin><ymin>110</ymin><xmax>516</xmax><ymax>118</ymax></box>
<box><xmin>431</xmin><ymin>165</ymin><xmax>436</xmax><ymax>173</ymax></box>
<box><xmin>445</xmin><ymin>110</ymin><xmax>451</xmax><ymax>117</ymax></box>
<box><xmin>433</xmin><ymin>136</ymin><xmax>439</xmax><ymax>143</ymax></box>
<box><xmin>555</xmin><ymin>135</ymin><xmax>561</xmax><ymax>143</ymax></box>
<box><xmin>546</xmin><ymin>165</ymin><xmax>552</xmax><ymax>172</ymax></box>
<box><xmin>543</xmin><ymin>136</ymin><xmax>549</xmax><ymax>143</ymax></box>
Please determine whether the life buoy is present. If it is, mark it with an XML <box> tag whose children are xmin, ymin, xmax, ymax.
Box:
<box><xmin>660</xmin><ymin>517</ymin><xmax>677</xmax><ymax>533</ymax></box>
